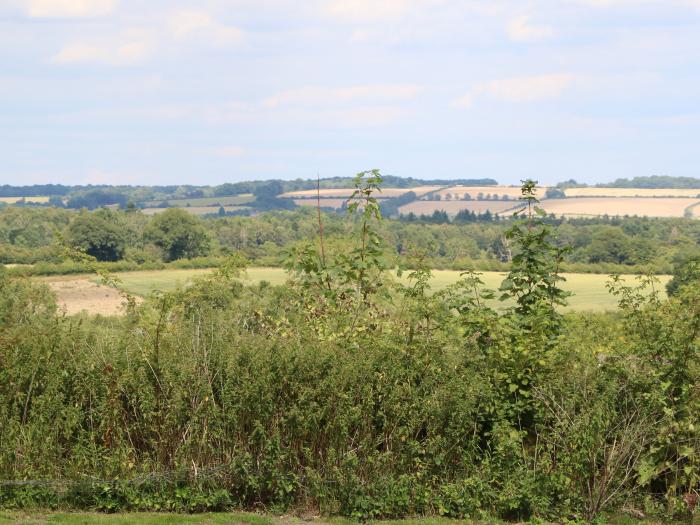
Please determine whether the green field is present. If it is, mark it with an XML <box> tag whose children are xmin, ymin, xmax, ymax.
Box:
<box><xmin>144</xmin><ymin>194</ymin><xmax>255</xmax><ymax>207</ymax></box>
<box><xmin>107</xmin><ymin>268</ymin><xmax>670</xmax><ymax>312</ymax></box>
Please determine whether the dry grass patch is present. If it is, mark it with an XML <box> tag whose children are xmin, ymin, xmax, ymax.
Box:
<box><xmin>46</xmin><ymin>279</ymin><xmax>140</xmax><ymax>316</ymax></box>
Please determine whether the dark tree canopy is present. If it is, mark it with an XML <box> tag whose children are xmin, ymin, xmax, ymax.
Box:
<box><xmin>66</xmin><ymin>189</ymin><xmax>128</xmax><ymax>210</ymax></box>
<box><xmin>144</xmin><ymin>208</ymin><xmax>210</xmax><ymax>261</ymax></box>
<box><xmin>68</xmin><ymin>210</ymin><xmax>128</xmax><ymax>262</ymax></box>
<box><xmin>545</xmin><ymin>187</ymin><xmax>566</xmax><ymax>199</ymax></box>
<box><xmin>601</xmin><ymin>175</ymin><xmax>700</xmax><ymax>189</ymax></box>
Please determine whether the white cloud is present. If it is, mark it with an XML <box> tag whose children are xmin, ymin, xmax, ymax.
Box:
<box><xmin>452</xmin><ymin>73</ymin><xmax>575</xmax><ymax>108</ymax></box>
<box><xmin>168</xmin><ymin>9</ymin><xmax>243</xmax><ymax>46</ymax></box>
<box><xmin>572</xmin><ymin>0</ymin><xmax>700</xmax><ymax>8</ymax></box>
<box><xmin>262</xmin><ymin>84</ymin><xmax>423</xmax><ymax>108</ymax></box>
<box><xmin>216</xmin><ymin>146</ymin><xmax>245</xmax><ymax>157</ymax></box>
<box><xmin>19</xmin><ymin>0</ymin><xmax>116</xmax><ymax>18</ymax></box>
<box><xmin>205</xmin><ymin>95</ymin><xmax>409</xmax><ymax>128</ymax></box>
<box><xmin>486</xmin><ymin>74</ymin><xmax>574</xmax><ymax>102</ymax></box>
<box><xmin>320</xmin><ymin>0</ymin><xmax>414</xmax><ymax>21</ymax></box>
<box><xmin>450</xmin><ymin>93</ymin><xmax>474</xmax><ymax>109</ymax></box>
<box><xmin>507</xmin><ymin>15</ymin><xmax>554</xmax><ymax>42</ymax></box>
<box><xmin>52</xmin><ymin>30</ymin><xmax>154</xmax><ymax>66</ymax></box>
<box><xmin>317</xmin><ymin>106</ymin><xmax>406</xmax><ymax>127</ymax></box>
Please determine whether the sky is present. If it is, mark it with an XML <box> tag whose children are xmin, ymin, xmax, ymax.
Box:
<box><xmin>1</xmin><ymin>0</ymin><xmax>699</xmax><ymax>186</ymax></box>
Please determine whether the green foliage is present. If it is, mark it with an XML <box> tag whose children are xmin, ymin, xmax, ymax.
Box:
<box><xmin>545</xmin><ymin>187</ymin><xmax>566</xmax><ymax>199</ymax></box>
<box><xmin>601</xmin><ymin>175</ymin><xmax>700</xmax><ymax>189</ymax></box>
<box><xmin>285</xmin><ymin>169</ymin><xmax>389</xmax><ymax>310</ymax></box>
<box><xmin>68</xmin><ymin>209</ymin><xmax>128</xmax><ymax>262</ymax></box>
<box><xmin>144</xmin><ymin>208</ymin><xmax>211</xmax><ymax>261</ymax></box>
<box><xmin>0</xmin><ymin>198</ymin><xmax>697</xmax><ymax>275</ymax></box>
<box><xmin>1</xmin><ymin>175</ymin><xmax>700</xmax><ymax>524</ymax></box>
<box><xmin>500</xmin><ymin>180</ymin><xmax>570</xmax><ymax>316</ymax></box>
<box><xmin>667</xmin><ymin>252</ymin><xmax>700</xmax><ymax>297</ymax></box>
<box><xmin>66</xmin><ymin>189</ymin><xmax>127</xmax><ymax>210</ymax></box>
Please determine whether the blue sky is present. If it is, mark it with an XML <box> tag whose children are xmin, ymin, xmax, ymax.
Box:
<box><xmin>1</xmin><ymin>0</ymin><xmax>699</xmax><ymax>186</ymax></box>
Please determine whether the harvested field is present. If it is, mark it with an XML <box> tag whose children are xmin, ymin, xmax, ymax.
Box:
<box><xmin>293</xmin><ymin>198</ymin><xmax>348</xmax><ymax>209</ymax></box>
<box><xmin>281</xmin><ymin>186</ymin><xmax>444</xmax><ymax>199</ymax></box>
<box><xmin>564</xmin><ymin>187</ymin><xmax>700</xmax><ymax>198</ymax></box>
<box><xmin>141</xmin><ymin>205</ymin><xmax>249</xmax><ymax>216</ymax></box>
<box><xmin>398</xmin><ymin>200</ymin><xmax>523</xmax><ymax>217</ymax></box>
<box><xmin>434</xmin><ymin>185</ymin><xmax>544</xmax><ymax>200</ymax></box>
<box><xmin>540</xmin><ymin>197</ymin><xmax>700</xmax><ymax>218</ymax></box>
<box><xmin>0</xmin><ymin>196</ymin><xmax>50</xmax><ymax>203</ymax></box>
<box><xmin>46</xmin><ymin>278</ymin><xmax>141</xmax><ymax>316</ymax></box>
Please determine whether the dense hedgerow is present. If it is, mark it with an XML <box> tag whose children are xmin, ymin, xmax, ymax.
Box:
<box><xmin>0</xmin><ymin>175</ymin><xmax>698</xmax><ymax>522</ymax></box>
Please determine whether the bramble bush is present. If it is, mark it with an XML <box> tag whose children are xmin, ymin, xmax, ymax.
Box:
<box><xmin>0</xmin><ymin>176</ymin><xmax>698</xmax><ymax>523</ymax></box>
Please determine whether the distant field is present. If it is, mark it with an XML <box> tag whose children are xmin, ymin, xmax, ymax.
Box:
<box><xmin>0</xmin><ymin>196</ymin><xmax>50</xmax><ymax>203</ymax></box>
<box><xmin>141</xmin><ymin>205</ymin><xmax>250</xmax><ymax>216</ymax></box>
<box><xmin>294</xmin><ymin>198</ymin><xmax>348</xmax><ymax>209</ymax></box>
<box><xmin>281</xmin><ymin>186</ymin><xmax>444</xmax><ymax>199</ymax></box>
<box><xmin>398</xmin><ymin>200</ymin><xmax>523</xmax><ymax>217</ymax></box>
<box><xmin>144</xmin><ymin>194</ymin><xmax>255</xmax><ymax>207</ymax></box>
<box><xmin>41</xmin><ymin>268</ymin><xmax>670</xmax><ymax>315</ymax></box>
<box><xmin>540</xmin><ymin>197</ymin><xmax>700</xmax><ymax>218</ymax></box>
<box><xmin>434</xmin><ymin>185</ymin><xmax>544</xmax><ymax>200</ymax></box>
<box><xmin>565</xmin><ymin>187</ymin><xmax>700</xmax><ymax>198</ymax></box>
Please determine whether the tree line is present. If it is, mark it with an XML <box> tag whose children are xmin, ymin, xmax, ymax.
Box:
<box><xmin>2</xmin><ymin>201</ymin><xmax>700</xmax><ymax>279</ymax></box>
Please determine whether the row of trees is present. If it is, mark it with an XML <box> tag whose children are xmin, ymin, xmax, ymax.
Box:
<box><xmin>425</xmin><ymin>192</ymin><xmax>515</xmax><ymax>201</ymax></box>
<box><xmin>69</xmin><ymin>208</ymin><xmax>210</xmax><ymax>262</ymax></box>
<box><xmin>1</xmin><ymin>202</ymin><xmax>699</xmax><ymax>271</ymax></box>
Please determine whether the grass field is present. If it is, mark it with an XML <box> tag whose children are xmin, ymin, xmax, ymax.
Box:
<box><xmin>0</xmin><ymin>196</ymin><xmax>50</xmax><ymax>204</ymax></box>
<box><xmin>38</xmin><ymin>268</ymin><xmax>670</xmax><ymax>314</ymax></box>
<box><xmin>540</xmin><ymin>197</ymin><xmax>700</xmax><ymax>218</ymax></box>
<box><xmin>398</xmin><ymin>200</ymin><xmax>523</xmax><ymax>217</ymax></box>
<box><xmin>280</xmin><ymin>186</ymin><xmax>444</xmax><ymax>199</ymax></box>
<box><xmin>564</xmin><ymin>187</ymin><xmax>700</xmax><ymax>198</ymax></box>
<box><xmin>141</xmin><ymin>206</ymin><xmax>250</xmax><ymax>216</ymax></box>
<box><xmin>144</xmin><ymin>195</ymin><xmax>255</xmax><ymax>207</ymax></box>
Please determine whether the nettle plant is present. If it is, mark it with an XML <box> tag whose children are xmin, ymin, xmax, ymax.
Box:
<box><xmin>498</xmin><ymin>180</ymin><xmax>570</xmax><ymax>407</ymax></box>
<box><xmin>284</xmin><ymin>170</ymin><xmax>390</xmax><ymax>331</ymax></box>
